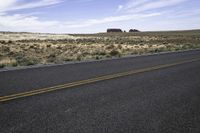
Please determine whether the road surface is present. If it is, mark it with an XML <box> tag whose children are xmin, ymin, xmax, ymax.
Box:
<box><xmin>0</xmin><ymin>50</ymin><xmax>200</xmax><ymax>133</ymax></box>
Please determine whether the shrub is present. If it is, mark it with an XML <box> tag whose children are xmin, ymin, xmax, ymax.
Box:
<box><xmin>48</xmin><ymin>54</ymin><xmax>56</xmax><ymax>58</ymax></box>
<box><xmin>0</xmin><ymin>64</ymin><xmax>5</xmax><ymax>68</ymax></box>
<box><xmin>12</xmin><ymin>62</ymin><xmax>18</xmax><ymax>67</ymax></box>
<box><xmin>46</xmin><ymin>44</ymin><xmax>51</xmax><ymax>48</ymax></box>
<box><xmin>110</xmin><ymin>50</ymin><xmax>120</xmax><ymax>56</ymax></box>
<box><xmin>96</xmin><ymin>56</ymin><xmax>102</xmax><ymax>60</ymax></box>
<box><xmin>15</xmin><ymin>54</ymin><xmax>37</xmax><ymax>66</ymax></box>
<box><xmin>99</xmin><ymin>52</ymin><xmax>106</xmax><ymax>56</ymax></box>
<box><xmin>0</xmin><ymin>40</ymin><xmax>6</xmax><ymax>44</ymax></box>
<box><xmin>57</xmin><ymin>46</ymin><xmax>62</xmax><ymax>49</ymax></box>
<box><xmin>118</xmin><ymin>44</ymin><xmax>123</xmax><ymax>49</ymax></box>
<box><xmin>76</xmin><ymin>56</ymin><xmax>82</xmax><ymax>61</ymax></box>
<box><xmin>47</xmin><ymin>54</ymin><xmax>56</xmax><ymax>63</ymax></box>
<box><xmin>7</xmin><ymin>40</ymin><xmax>13</xmax><ymax>44</ymax></box>
<box><xmin>64</xmin><ymin>58</ymin><xmax>73</xmax><ymax>62</ymax></box>
<box><xmin>106</xmin><ymin>44</ymin><xmax>115</xmax><ymax>50</ymax></box>
<box><xmin>106</xmin><ymin>55</ymin><xmax>111</xmax><ymax>58</ymax></box>
<box><xmin>2</xmin><ymin>46</ymin><xmax>10</xmax><ymax>52</ymax></box>
<box><xmin>182</xmin><ymin>45</ymin><xmax>190</xmax><ymax>50</ymax></box>
<box><xmin>29</xmin><ymin>45</ymin><xmax>35</xmax><ymax>49</ymax></box>
<box><xmin>154</xmin><ymin>49</ymin><xmax>159</xmax><ymax>53</ymax></box>
<box><xmin>24</xmin><ymin>60</ymin><xmax>34</xmax><ymax>65</ymax></box>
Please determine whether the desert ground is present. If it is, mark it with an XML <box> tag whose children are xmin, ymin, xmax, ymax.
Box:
<box><xmin>0</xmin><ymin>30</ymin><xmax>200</xmax><ymax>68</ymax></box>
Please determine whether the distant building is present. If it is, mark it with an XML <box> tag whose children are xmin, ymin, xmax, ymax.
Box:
<box><xmin>107</xmin><ymin>29</ymin><xmax>123</xmax><ymax>33</ymax></box>
<box><xmin>129</xmin><ymin>29</ymin><xmax>140</xmax><ymax>32</ymax></box>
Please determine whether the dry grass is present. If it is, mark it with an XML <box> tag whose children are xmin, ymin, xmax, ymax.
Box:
<box><xmin>0</xmin><ymin>30</ymin><xmax>200</xmax><ymax>68</ymax></box>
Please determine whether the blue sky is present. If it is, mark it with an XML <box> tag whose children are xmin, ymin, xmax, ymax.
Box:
<box><xmin>0</xmin><ymin>0</ymin><xmax>200</xmax><ymax>33</ymax></box>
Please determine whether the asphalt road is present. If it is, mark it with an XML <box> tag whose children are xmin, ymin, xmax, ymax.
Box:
<box><xmin>0</xmin><ymin>50</ymin><xmax>200</xmax><ymax>133</ymax></box>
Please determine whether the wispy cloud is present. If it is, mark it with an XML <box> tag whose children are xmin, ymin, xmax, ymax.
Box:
<box><xmin>0</xmin><ymin>0</ymin><xmax>199</xmax><ymax>33</ymax></box>
<box><xmin>0</xmin><ymin>14</ymin><xmax>59</xmax><ymax>31</ymax></box>
<box><xmin>0</xmin><ymin>0</ymin><xmax>16</xmax><ymax>11</ymax></box>
<box><xmin>66</xmin><ymin>13</ymin><xmax>161</xmax><ymax>28</ymax></box>
<box><xmin>119</xmin><ymin>0</ymin><xmax>188</xmax><ymax>13</ymax></box>
<box><xmin>0</xmin><ymin>0</ymin><xmax>63</xmax><ymax>12</ymax></box>
<box><xmin>0</xmin><ymin>0</ymin><xmax>63</xmax><ymax>31</ymax></box>
<box><xmin>0</xmin><ymin>0</ymin><xmax>162</xmax><ymax>32</ymax></box>
<box><xmin>0</xmin><ymin>12</ymin><xmax>160</xmax><ymax>32</ymax></box>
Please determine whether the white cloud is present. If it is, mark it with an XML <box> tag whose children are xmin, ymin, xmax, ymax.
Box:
<box><xmin>66</xmin><ymin>13</ymin><xmax>161</xmax><ymax>28</ymax></box>
<box><xmin>0</xmin><ymin>0</ymin><xmax>16</xmax><ymax>11</ymax></box>
<box><xmin>0</xmin><ymin>0</ymin><xmax>63</xmax><ymax>12</ymax></box>
<box><xmin>0</xmin><ymin>14</ymin><xmax>59</xmax><ymax>31</ymax></box>
<box><xmin>0</xmin><ymin>0</ymin><xmax>63</xmax><ymax>32</ymax></box>
<box><xmin>0</xmin><ymin>0</ymin><xmax>162</xmax><ymax>32</ymax></box>
<box><xmin>0</xmin><ymin>0</ymin><xmax>198</xmax><ymax>33</ymax></box>
<box><xmin>117</xmin><ymin>5</ymin><xmax>123</xmax><ymax>11</ymax></box>
<box><xmin>121</xmin><ymin>0</ymin><xmax>187</xmax><ymax>13</ymax></box>
<box><xmin>125</xmin><ymin>0</ymin><xmax>149</xmax><ymax>10</ymax></box>
<box><xmin>0</xmin><ymin>12</ymin><xmax>161</xmax><ymax>32</ymax></box>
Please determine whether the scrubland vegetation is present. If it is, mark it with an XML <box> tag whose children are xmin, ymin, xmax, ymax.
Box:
<box><xmin>0</xmin><ymin>30</ymin><xmax>200</xmax><ymax>68</ymax></box>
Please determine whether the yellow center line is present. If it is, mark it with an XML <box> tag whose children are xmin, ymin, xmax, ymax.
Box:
<box><xmin>0</xmin><ymin>58</ymin><xmax>200</xmax><ymax>102</ymax></box>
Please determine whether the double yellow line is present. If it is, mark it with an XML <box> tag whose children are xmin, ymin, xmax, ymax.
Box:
<box><xmin>0</xmin><ymin>58</ymin><xmax>200</xmax><ymax>102</ymax></box>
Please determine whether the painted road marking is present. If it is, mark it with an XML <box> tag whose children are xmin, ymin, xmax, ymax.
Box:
<box><xmin>0</xmin><ymin>58</ymin><xmax>200</xmax><ymax>102</ymax></box>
